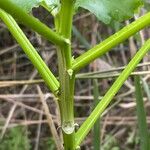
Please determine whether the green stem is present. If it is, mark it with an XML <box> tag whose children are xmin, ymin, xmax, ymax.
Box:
<box><xmin>0</xmin><ymin>9</ymin><xmax>59</xmax><ymax>95</ymax></box>
<box><xmin>0</xmin><ymin>0</ymin><xmax>66</xmax><ymax>46</ymax></box>
<box><xmin>75</xmin><ymin>39</ymin><xmax>150</xmax><ymax>147</ymax></box>
<box><xmin>72</xmin><ymin>12</ymin><xmax>150</xmax><ymax>72</ymax></box>
<box><xmin>93</xmin><ymin>79</ymin><xmax>100</xmax><ymax>150</ymax></box>
<box><xmin>55</xmin><ymin>1</ymin><xmax>75</xmax><ymax>149</ymax></box>
<box><xmin>134</xmin><ymin>76</ymin><xmax>150</xmax><ymax>150</ymax></box>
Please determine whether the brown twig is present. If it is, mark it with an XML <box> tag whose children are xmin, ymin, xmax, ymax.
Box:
<box><xmin>37</xmin><ymin>85</ymin><xmax>63</xmax><ymax>150</ymax></box>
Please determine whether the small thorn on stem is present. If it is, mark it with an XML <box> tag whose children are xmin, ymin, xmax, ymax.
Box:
<box><xmin>62</xmin><ymin>121</ymin><xmax>75</xmax><ymax>134</ymax></box>
<box><xmin>67</xmin><ymin>69</ymin><xmax>73</xmax><ymax>78</ymax></box>
<box><xmin>65</xmin><ymin>38</ymin><xmax>71</xmax><ymax>45</ymax></box>
<box><xmin>76</xmin><ymin>146</ymin><xmax>81</xmax><ymax>150</ymax></box>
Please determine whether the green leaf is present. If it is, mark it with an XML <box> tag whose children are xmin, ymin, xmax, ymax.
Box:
<box><xmin>9</xmin><ymin>0</ymin><xmax>42</xmax><ymax>12</ymax></box>
<box><xmin>9</xmin><ymin>0</ymin><xmax>60</xmax><ymax>15</ymax></box>
<box><xmin>41</xmin><ymin>0</ymin><xmax>60</xmax><ymax>16</ymax></box>
<box><xmin>75</xmin><ymin>0</ymin><xmax>143</xmax><ymax>24</ymax></box>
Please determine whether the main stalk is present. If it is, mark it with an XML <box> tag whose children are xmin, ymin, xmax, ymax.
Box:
<box><xmin>55</xmin><ymin>1</ymin><xmax>76</xmax><ymax>149</ymax></box>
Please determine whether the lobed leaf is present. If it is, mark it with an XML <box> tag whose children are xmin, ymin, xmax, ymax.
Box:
<box><xmin>75</xmin><ymin>0</ymin><xmax>143</xmax><ymax>24</ymax></box>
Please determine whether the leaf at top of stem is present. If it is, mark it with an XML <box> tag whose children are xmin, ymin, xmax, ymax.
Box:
<box><xmin>9</xmin><ymin>0</ymin><xmax>60</xmax><ymax>16</ymax></box>
<box><xmin>9</xmin><ymin>0</ymin><xmax>41</xmax><ymax>12</ymax></box>
<box><xmin>75</xmin><ymin>0</ymin><xmax>143</xmax><ymax>24</ymax></box>
<box><xmin>41</xmin><ymin>0</ymin><xmax>60</xmax><ymax>16</ymax></box>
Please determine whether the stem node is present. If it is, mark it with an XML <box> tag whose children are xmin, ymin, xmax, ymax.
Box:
<box><xmin>62</xmin><ymin>121</ymin><xmax>75</xmax><ymax>134</ymax></box>
<box><xmin>67</xmin><ymin>69</ymin><xmax>74</xmax><ymax>78</ymax></box>
<box><xmin>75</xmin><ymin>146</ymin><xmax>81</xmax><ymax>150</ymax></box>
<box><xmin>65</xmin><ymin>38</ymin><xmax>71</xmax><ymax>45</ymax></box>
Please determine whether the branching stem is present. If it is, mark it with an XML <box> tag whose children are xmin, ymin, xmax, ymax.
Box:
<box><xmin>55</xmin><ymin>1</ymin><xmax>76</xmax><ymax>149</ymax></box>
<box><xmin>75</xmin><ymin>39</ymin><xmax>150</xmax><ymax>147</ymax></box>
<box><xmin>0</xmin><ymin>0</ymin><xmax>66</xmax><ymax>46</ymax></box>
<box><xmin>72</xmin><ymin>12</ymin><xmax>150</xmax><ymax>71</ymax></box>
<box><xmin>0</xmin><ymin>9</ymin><xmax>59</xmax><ymax>95</ymax></box>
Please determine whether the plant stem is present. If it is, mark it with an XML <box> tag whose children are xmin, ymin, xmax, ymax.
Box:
<box><xmin>55</xmin><ymin>1</ymin><xmax>75</xmax><ymax>149</ymax></box>
<box><xmin>0</xmin><ymin>9</ymin><xmax>59</xmax><ymax>95</ymax></box>
<box><xmin>72</xmin><ymin>12</ymin><xmax>150</xmax><ymax>71</ymax></box>
<box><xmin>75</xmin><ymin>39</ymin><xmax>150</xmax><ymax>147</ymax></box>
<box><xmin>93</xmin><ymin>79</ymin><xmax>100</xmax><ymax>150</ymax></box>
<box><xmin>0</xmin><ymin>0</ymin><xmax>66</xmax><ymax>46</ymax></box>
<box><xmin>134</xmin><ymin>76</ymin><xmax>150</xmax><ymax>150</ymax></box>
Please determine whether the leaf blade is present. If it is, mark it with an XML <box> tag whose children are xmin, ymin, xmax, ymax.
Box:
<box><xmin>76</xmin><ymin>0</ymin><xmax>143</xmax><ymax>24</ymax></box>
<box><xmin>10</xmin><ymin>0</ymin><xmax>42</xmax><ymax>12</ymax></box>
<box><xmin>9</xmin><ymin>0</ymin><xmax>60</xmax><ymax>15</ymax></box>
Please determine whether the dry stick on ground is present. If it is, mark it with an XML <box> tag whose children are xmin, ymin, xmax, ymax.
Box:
<box><xmin>0</xmin><ymin>94</ymin><xmax>100</xmax><ymax>102</ymax></box>
<box><xmin>34</xmin><ymin>110</ymin><xmax>43</xmax><ymax>150</ymax></box>
<box><xmin>1</xmin><ymin>61</ymin><xmax>150</xmax><ymax>87</ymax></box>
<box><xmin>37</xmin><ymin>85</ymin><xmax>63</xmax><ymax>150</ymax></box>
<box><xmin>1</xmin><ymin>97</ymin><xmax>44</xmax><ymax>114</ymax></box>
<box><xmin>0</xmin><ymin>49</ymin><xmax>55</xmax><ymax>138</ymax></box>
<box><xmin>0</xmin><ymin>41</ymin><xmax>20</xmax><ymax>138</ymax></box>
<box><xmin>101</xmin><ymin>114</ymin><xmax>109</xmax><ymax>141</ymax></box>
<box><xmin>0</xmin><ymin>120</ymin><xmax>48</xmax><ymax>129</ymax></box>
<box><xmin>120</xmin><ymin>44</ymin><xmax>128</xmax><ymax>65</ymax></box>
<box><xmin>0</xmin><ymin>80</ymin><xmax>43</xmax><ymax>88</ymax></box>
<box><xmin>0</xmin><ymin>104</ymin><xmax>16</xmax><ymax>138</ymax></box>
<box><xmin>0</xmin><ymin>44</ymin><xmax>18</xmax><ymax>55</ymax></box>
<box><xmin>20</xmin><ymin>50</ymin><xmax>55</xmax><ymax>94</ymax></box>
<box><xmin>126</xmin><ymin>20</ymin><xmax>137</xmax><ymax>58</ymax></box>
<box><xmin>1</xmin><ymin>47</ymin><xmax>19</xmax><ymax>139</ymax></box>
<box><xmin>134</xmin><ymin>14</ymin><xmax>148</xmax><ymax>70</ymax></box>
<box><xmin>1</xmin><ymin>102</ymin><xmax>21</xmax><ymax>139</ymax></box>
<box><xmin>2</xmin><ymin>115</ymin><xmax>150</xmax><ymax>129</ymax></box>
